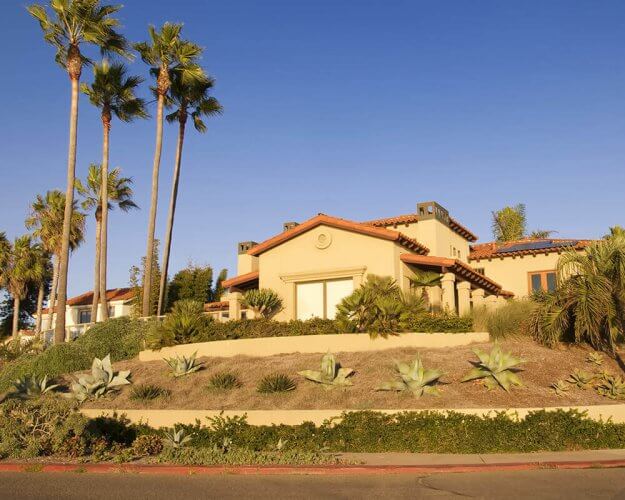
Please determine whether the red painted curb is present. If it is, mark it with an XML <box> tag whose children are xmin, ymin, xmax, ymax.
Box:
<box><xmin>0</xmin><ymin>460</ymin><xmax>624</xmax><ymax>475</ymax></box>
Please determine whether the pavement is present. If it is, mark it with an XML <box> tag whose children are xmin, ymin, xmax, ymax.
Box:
<box><xmin>1</xmin><ymin>468</ymin><xmax>625</xmax><ymax>499</ymax></box>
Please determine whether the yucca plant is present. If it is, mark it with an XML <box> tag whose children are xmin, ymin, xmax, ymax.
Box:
<box><xmin>567</xmin><ymin>369</ymin><xmax>596</xmax><ymax>390</ymax></box>
<box><xmin>595</xmin><ymin>374</ymin><xmax>625</xmax><ymax>400</ymax></box>
<box><xmin>298</xmin><ymin>352</ymin><xmax>354</xmax><ymax>388</ymax></box>
<box><xmin>242</xmin><ymin>288</ymin><xmax>283</xmax><ymax>318</ymax></box>
<box><xmin>70</xmin><ymin>354</ymin><xmax>131</xmax><ymax>403</ymax></box>
<box><xmin>257</xmin><ymin>373</ymin><xmax>296</xmax><ymax>393</ymax></box>
<box><xmin>377</xmin><ymin>356</ymin><xmax>444</xmax><ymax>397</ymax></box>
<box><xmin>12</xmin><ymin>374</ymin><xmax>59</xmax><ymax>399</ymax></box>
<box><xmin>164</xmin><ymin>352</ymin><xmax>204</xmax><ymax>378</ymax></box>
<box><xmin>162</xmin><ymin>427</ymin><xmax>193</xmax><ymax>449</ymax></box>
<box><xmin>586</xmin><ymin>352</ymin><xmax>604</xmax><ymax>366</ymax></box>
<box><xmin>461</xmin><ymin>344</ymin><xmax>524</xmax><ymax>392</ymax></box>
<box><xmin>550</xmin><ymin>380</ymin><xmax>570</xmax><ymax>397</ymax></box>
<box><xmin>208</xmin><ymin>371</ymin><xmax>242</xmax><ymax>390</ymax></box>
<box><xmin>130</xmin><ymin>384</ymin><xmax>170</xmax><ymax>401</ymax></box>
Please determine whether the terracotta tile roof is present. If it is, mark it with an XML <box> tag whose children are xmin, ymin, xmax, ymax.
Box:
<box><xmin>203</xmin><ymin>301</ymin><xmax>229</xmax><ymax>312</ymax></box>
<box><xmin>469</xmin><ymin>238</ymin><xmax>593</xmax><ymax>261</ymax></box>
<box><xmin>221</xmin><ymin>271</ymin><xmax>259</xmax><ymax>289</ymax></box>
<box><xmin>247</xmin><ymin>214</ymin><xmax>429</xmax><ymax>257</ymax></box>
<box><xmin>400</xmin><ymin>254</ymin><xmax>509</xmax><ymax>296</ymax></box>
<box><xmin>42</xmin><ymin>287</ymin><xmax>136</xmax><ymax>314</ymax></box>
<box><xmin>364</xmin><ymin>214</ymin><xmax>478</xmax><ymax>242</ymax></box>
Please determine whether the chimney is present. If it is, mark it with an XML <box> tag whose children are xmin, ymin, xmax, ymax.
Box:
<box><xmin>237</xmin><ymin>241</ymin><xmax>259</xmax><ymax>275</ymax></box>
<box><xmin>283</xmin><ymin>221</ymin><xmax>299</xmax><ymax>232</ymax></box>
<box><xmin>417</xmin><ymin>201</ymin><xmax>450</xmax><ymax>225</ymax></box>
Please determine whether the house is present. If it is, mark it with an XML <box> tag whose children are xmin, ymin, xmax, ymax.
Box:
<box><xmin>41</xmin><ymin>287</ymin><xmax>136</xmax><ymax>339</ymax></box>
<box><xmin>215</xmin><ymin>201</ymin><xmax>591</xmax><ymax>322</ymax></box>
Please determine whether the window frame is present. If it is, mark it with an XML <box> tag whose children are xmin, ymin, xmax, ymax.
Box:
<box><xmin>295</xmin><ymin>277</ymin><xmax>354</xmax><ymax>320</ymax></box>
<box><xmin>78</xmin><ymin>309</ymin><xmax>91</xmax><ymax>325</ymax></box>
<box><xmin>527</xmin><ymin>270</ymin><xmax>557</xmax><ymax>293</ymax></box>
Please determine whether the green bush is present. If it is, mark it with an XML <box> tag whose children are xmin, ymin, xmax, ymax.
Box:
<box><xmin>158</xmin><ymin>446</ymin><xmax>336</xmax><ymax>465</ymax></box>
<box><xmin>472</xmin><ymin>300</ymin><xmax>535</xmax><ymax>339</ymax></box>
<box><xmin>147</xmin><ymin>300</ymin><xmax>211</xmax><ymax>349</ymax></box>
<box><xmin>195</xmin><ymin>318</ymin><xmax>341</xmax><ymax>342</ymax></box>
<box><xmin>401</xmin><ymin>313</ymin><xmax>473</xmax><ymax>333</ymax></box>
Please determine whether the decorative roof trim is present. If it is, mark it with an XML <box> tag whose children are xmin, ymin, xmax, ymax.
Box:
<box><xmin>364</xmin><ymin>213</ymin><xmax>478</xmax><ymax>242</ymax></box>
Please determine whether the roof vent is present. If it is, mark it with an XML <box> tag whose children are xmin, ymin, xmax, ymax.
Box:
<box><xmin>237</xmin><ymin>241</ymin><xmax>258</xmax><ymax>254</ymax></box>
<box><xmin>283</xmin><ymin>221</ymin><xmax>299</xmax><ymax>232</ymax></box>
<box><xmin>417</xmin><ymin>201</ymin><xmax>450</xmax><ymax>225</ymax></box>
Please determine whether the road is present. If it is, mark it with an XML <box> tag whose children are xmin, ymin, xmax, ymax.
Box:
<box><xmin>1</xmin><ymin>468</ymin><xmax>625</xmax><ymax>499</ymax></box>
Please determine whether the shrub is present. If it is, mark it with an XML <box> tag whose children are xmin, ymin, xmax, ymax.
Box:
<box><xmin>472</xmin><ymin>300</ymin><xmax>534</xmax><ymax>339</ymax></box>
<box><xmin>242</xmin><ymin>289</ymin><xmax>283</xmax><ymax>319</ymax></box>
<box><xmin>401</xmin><ymin>313</ymin><xmax>472</xmax><ymax>333</ymax></box>
<box><xmin>132</xmin><ymin>434</ymin><xmax>164</xmax><ymax>456</ymax></box>
<box><xmin>158</xmin><ymin>446</ymin><xmax>336</xmax><ymax>465</ymax></box>
<box><xmin>130</xmin><ymin>384</ymin><xmax>170</xmax><ymax>401</ymax></box>
<box><xmin>148</xmin><ymin>300</ymin><xmax>211</xmax><ymax>349</ymax></box>
<box><xmin>257</xmin><ymin>373</ymin><xmax>296</xmax><ymax>393</ymax></box>
<box><xmin>208</xmin><ymin>371</ymin><xmax>242</xmax><ymax>390</ymax></box>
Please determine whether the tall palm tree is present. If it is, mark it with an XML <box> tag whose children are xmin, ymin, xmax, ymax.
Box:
<box><xmin>26</xmin><ymin>190</ymin><xmax>86</xmax><ymax>332</ymax></box>
<box><xmin>81</xmin><ymin>61</ymin><xmax>146</xmax><ymax>322</ymax></box>
<box><xmin>157</xmin><ymin>73</ymin><xmax>222</xmax><ymax>315</ymax></box>
<box><xmin>134</xmin><ymin>23</ymin><xmax>204</xmax><ymax>317</ymax></box>
<box><xmin>28</xmin><ymin>0</ymin><xmax>128</xmax><ymax>343</ymax></box>
<box><xmin>76</xmin><ymin>164</ymin><xmax>138</xmax><ymax>322</ymax></box>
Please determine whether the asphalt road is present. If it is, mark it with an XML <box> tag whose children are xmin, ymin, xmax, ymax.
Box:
<box><xmin>1</xmin><ymin>469</ymin><xmax>625</xmax><ymax>499</ymax></box>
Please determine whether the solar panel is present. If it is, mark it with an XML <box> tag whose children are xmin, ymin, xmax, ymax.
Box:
<box><xmin>495</xmin><ymin>240</ymin><xmax>578</xmax><ymax>254</ymax></box>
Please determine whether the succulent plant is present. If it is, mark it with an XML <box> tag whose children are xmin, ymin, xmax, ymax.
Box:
<box><xmin>208</xmin><ymin>371</ymin><xmax>242</xmax><ymax>390</ymax></box>
<box><xmin>70</xmin><ymin>354</ymin><xmax>131</xmax><ymax>403</ymax></box>
<box><xmin>163</xmin><ymin>427</ymin><xmax>193</xmax><ymax>449</ymax></box>
<box><xmin>376</xmin><ymin>355</ymin><xmax>443</xmax><ymax>397</ymax></box>
<box><xmin>298</xmin><ymin>352</ymin><xmax>354</xmax><ymax>388</ymax></box>
<box><xmin>595</xmin><ymin>374</ymin><xmax>625</xmax><ymax>400</ymax></box>
<box><xmin>257</xmin><ymin>373</ymin><xmax>297</xmax><ymax>393</ymax></box>
<box><xmin>567</xmin><ymin>369</ymin><xmax>596</xmax><ymax>390</ymax></box>
<box><xmin>586</xmin><ymin>352</ymin><xmax>604</xmax><ymax>366</ymax></box>
<box><xmin>550</xmin><ymin>380</ymin><xmax>570</xmax><ymax>397</ymax></box>
<box><xmin>130</xmin><ymin>384</ymin><xmax>170</xmax><ymax>401</ymax></box>
<box><xmin>461</xmin><ymin>344</ymin><xmax>524</xmax><ymax>392</ymax></box>
<box><xmin>12</xmin><ymin>374</ymin><xmax>59</xmax><ymax>399</ymax></box>
<box><xmin>164</xmin><ymin>352</ymin><xmax>204</xmax><ymax>378</ymax></box>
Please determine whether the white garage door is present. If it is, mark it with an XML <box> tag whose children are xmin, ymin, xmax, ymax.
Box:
<box><xmin>296</xmin><ymin>279</ymin><xmax>354</xmax><ymax>320</ymax></box>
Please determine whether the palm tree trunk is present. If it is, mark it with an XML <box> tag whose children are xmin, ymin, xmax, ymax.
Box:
<box><xmin>46</xmin><ymin>254</ymin><xmax>60</xmax><ymax>331</ymax></box>
<box><xmin>142</xmin><ymin>92</ymin><xmax>165</xmax><ymax>317</ymax></box>
<box><xmin>35</xmin><ymin>284</ymin><xmax>44</xmax><ymax>334</ymax></box>
<box><xmin>12</xmin><ymin>296</ymin><xmax>20</xmax><ymax>339</ymax></box>
<box><xmin>91</xmin><ymin>214</ymin><xmax>102</xmax><ymax>323</ymax></box>
<box><xmin>157</xmin><ymin>117</ymin><xmax>187</xmax><ymax>316</ymax></box>
<box><xmin>54</xmin><ymin>72</ymin><xmax>80</xmax><ymax>344</ymax></box>
<box><xmin>99</xmin><ymin>115</ymin><xmax>111</xmax><ymax>321</ymax></box>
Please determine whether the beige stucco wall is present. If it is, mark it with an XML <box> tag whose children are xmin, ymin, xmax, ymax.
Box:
<box><xmin>468</xmin><ymin>253</ymin><xmax>563</xmax><ymax>298</ymax></box>
<box><xmin>258</xmin><ymin>225</ymin><xmax>401</xmax><ymax>321</ymax></box>
<box><xmin>42</xmin><ymin>300</ymin><xmax>133</xmax><ymax>330</ymax></box>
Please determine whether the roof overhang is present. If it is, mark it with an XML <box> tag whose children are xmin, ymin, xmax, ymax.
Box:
<box><xmin>221</xmin><ymin>271</ymin><xmax>260</xmax><ymax>290</ymax></box>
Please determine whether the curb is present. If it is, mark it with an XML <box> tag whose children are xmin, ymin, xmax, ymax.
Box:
<box><xmin>0</xmin><ymin>460</ymin><xmax>624</xmax><ymax>476</ymax></box>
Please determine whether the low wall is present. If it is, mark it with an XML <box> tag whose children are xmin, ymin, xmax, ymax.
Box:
<box><xmin>81</xmin><ymin>404</ymin><xmax>625</xmax><ymax>428</ymax></box>
<box><xmin>138</xmin><ymin>331</ymin><xmax>489</xmax><ymax>362</ymax></box>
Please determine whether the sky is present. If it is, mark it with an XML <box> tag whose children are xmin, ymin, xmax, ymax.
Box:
<box><xmin>0</xmin><ymin>0</ymin><xmax>624</xmax><ymax>297</ymax></box>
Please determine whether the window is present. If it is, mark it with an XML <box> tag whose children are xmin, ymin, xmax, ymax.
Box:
<box><xmin>78</xmin><ymin>310</ymin><xmax>91</xmax><ymax>324</ymax></box>
<box><xmin>529</xmin><ymin>271</ymin><xmax>557</xmax><ymax>293</ymax></box>
<box><xmin>108</xmin><ymin>306</ymin><xmax>115</xmax><ymax>318</ymax></box>
<box><xmin>296</xmin><ymin>278</ymin><xmax>354</xmax><ymax>320</ymax></box>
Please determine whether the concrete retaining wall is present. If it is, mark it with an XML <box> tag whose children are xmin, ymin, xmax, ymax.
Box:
<box><xmin>138</xmin><ymin>332</ymin><xmax>489</xmax><ymax>362</ymax></box>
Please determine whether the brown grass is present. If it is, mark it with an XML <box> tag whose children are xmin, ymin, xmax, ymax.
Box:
<box><xmin>77</xmin><ymin>339</ymin><xmax>625</xmax><ymax>410</ymax></box>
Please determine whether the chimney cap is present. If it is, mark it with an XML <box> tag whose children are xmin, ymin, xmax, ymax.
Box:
<box><xmin>237</xmin><ymin>241</ymin><xmax>258</xmax><ymax>254</ymax></box>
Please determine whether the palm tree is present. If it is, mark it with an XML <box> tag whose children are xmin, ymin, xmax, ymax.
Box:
<box><xmin>28</xmin><ymin>0</ymin><xmax>128</xmax><ymax>343</ymax></box>
<box><xmin>2</xmin><ymin>237</ymin><xmax>43</xmax><ymax>338</ymax></box>
<box><xmin>134</xmin><ymin>23</ymin><xmax>204</xmax><ymax>317</ymax></box>
<box><xmin>76</xmin><ymin>164</ymin><xmax>138</xmax><ymax>322</ymax></box>
<box><xmin>157</xmin><ymin>73</ymin><xmax>222</xmax><ymax>315</ymax></box>
<box><xmin>81</xmin><ymin>61</ymin><xmax>146</xmax><ymax>322</ymax></box>
<box><xmin>26</xmin><ymin>190</ymin><xmax>86</xmax><ymax>333</ymax></box>
<box><xmin>32</xmin><ymin>244</ymin><xmax>52</xmax><ymax>334</ymax></box>
<box><xmin>0</xmin><ymin>232</ymin><xmax>10</xmax><ymax>292</ymax></box>
<box><xmin>409</xmin><ymin>270</ymin><xmax>442</xmax><ymax>311</ymax></box>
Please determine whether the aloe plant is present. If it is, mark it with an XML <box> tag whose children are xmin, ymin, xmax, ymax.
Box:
<box><xmin>163</xmin><ymin>427</ymin><xmax>193</xmax><ymax>449</ymax></box>
<box><xmin>377</xmin><ymin>356</ymin><xmax>443</xmax><ymax>397</ymax></box>
<box><xmin>12</xmin><ymin>374</ymin><xmax>59</xmax><ymax>399</ymax></box>
<box><xmin>70</xmin><ymin>354</ymin><xmax>131</xmax><ymax>403</ymax></box>
<box><xmin>586</xmin><ymin>352</ymin><xmax>604</xmax><ymax>366</ymax></box>
<box><xmin>298</xmin><ymin>352</ymin><xmax>354</xmax><ymax>388</ymax></box>
<box><xmin>550</xmin><ymin>380</ymin><xmax>569</xmax><ymax>397</ymax></box>
<box><xmin>461</xmin><ymin>344</ymin><xmax>524</xmax><ymax>392</ymax></box>
<box><xmin>567</xmin><ymin>369</ymin><xmax>595</xmax><ymax>390</ymax></box>
<box><xmin>596</xmin><ymin>374</ymin><xmax>625</xmax><ymax>400</ymax></box>
<box><xmin>164</xmin><ymin>352</ymin><xmax>204</xmax><ymax>378</ymax></box>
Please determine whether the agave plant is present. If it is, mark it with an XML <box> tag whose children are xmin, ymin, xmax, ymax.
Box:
<box><xmin>163</xmin><ymin>427</ymin><xmax>193</xmax><ymax>449</ymax></box>
<box><xmin>377</xmin><ymin>356</ymin><xmax>444</xmax><ymax>397</ymax></box>
<box><xmin>164</xmin><ymin>352</ymin><xmax>204</xmax><ymax>378</ymax></box>
<box><xmin>550</xmin><ymin>380</ymin><xmax>570</xmax><ymax>397</ymax></box>
<box><xmin>595</xmin><ymin>374</ymin><xmax>625</xmax><ymax>400</ymax></box>
<box><xmin>461</xmin><ymin>344</ymin><xmax>524</xmax><ymax>392</ymax></box>
<box><xmin>586</xmin><ymin>352</ymin><xmax>604</xmax><ymax>366</ymax></box>
<box><xmin>70</xmin><ymin>355</ymin><xmax>131</xmax><ymax>403</ymax></box>
<box><xmin>298</xmin><ymin>352</ymin><xmax>354</xmax><ymax>388</ymax></box>
<box><xmin>12</xmin><ymin>374</ymin><xmax>59</xmax><ymax>399</ymax></box>
<box><xmin>567</xmin><ymin>369</ymin><xmax>596</xmax><ymax>390</ymax></box>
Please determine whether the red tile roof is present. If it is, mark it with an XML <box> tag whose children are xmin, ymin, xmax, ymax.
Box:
<box><xmin>364</xmin><ymin>214</ymin><xmax>478</xmax><ymax>242</ymax></box>
<box><xmin>469</xmin><ymin>239</ymin><xmax>592</xmax><ymax>261</ymax></box>
<box><xmin>42</xmin><ymin>287</ymin><xmax>136</xmax><ymax>314</ymax></box>
<box><xmin>203</xmin><ymin>301</ymin><xmax>229</xmax><ymax>312</ymax></box>
<box><xmin>221</xmin><ymin>271</ymin><xmax>259</xmax><ymax>289</ymax></box>
<box><xmin>247</xmin><ymin>214</ymin><xmax>430</xmax><ymax>257</ymax></box>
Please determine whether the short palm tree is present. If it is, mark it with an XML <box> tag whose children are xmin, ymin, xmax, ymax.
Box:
<box><xmin>409</xmin><ymin>270</ymin><xmax>442</xmax><ymax>311</ymax></box>
<box><xmin>26</xmin><ymin>190</ymin><xmax>85</xmax><ymax>332</ymax></box>
<box><xmin>134</xmin><ymin>23</ymin><xmax>204</xmax><ymax>317</ymax></box>
<box><xmin>157</xmin><ymin>72</ymin><xmax>222</xmax><ymax>315</ymax></box>
<box><xmin>28</xmin><ymin>0</ymin><xmax>128</xmax><ymax>343</ymax></box>
<box><xmin>76</xmin><ymin>164</ymin><xmax>138</xmax><ymax>323</ymax></box>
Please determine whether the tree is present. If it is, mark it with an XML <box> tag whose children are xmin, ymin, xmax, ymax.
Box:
<box><xmin>157</xmin><ymin>72</ymin><xmax>222</xmax><ymax>315</ymax></box>
<box><xmin>134</xmin><ymin>23</ymin><xmax>204</xmax><ymax>317</ymax></box>
<box><xmin>31</xmin><ymin>245</ymin><xmax>53</xmax><ymax>334</ymax></box>
<box><xmin>76</xmin><ymin>164</ymin><xmax>138</xmax><ymax>323</ymax></box>
<box><xmin>409</xmin><ymin>270</ymin><xmax>442</xmax><ymax>311</ymax></box>
<box><xmin>166</xmin><ymin>264</ymin><xmax>227</xmax><ymax>310</ymax></box>
<box><xmin>491</xmin><ymin>204</ymin><xmax>527</xmax><ymax>242</ymax></box>
<box><xmin>528</xmin><ymin>229</ymin><xmax>556</xmax><ymax>239</ymax></box>
<box><xmin>129</xmin><ymin>240</ymin><xmax>161</xmax><ymax>317</ymax></box>
<box><xmin>25</xmin><ymin>191</ymin><xmax>85</xmax><ymax>332</ymax></box>
<box><xmin>605</xmin><ymin>226</ymin><xmax>625</xmax><ymax>239</ymax></box>
<box><xmin>28</xmin><ymin>0</ymin><xmax>128</xmax><ymax>343</ymax></box>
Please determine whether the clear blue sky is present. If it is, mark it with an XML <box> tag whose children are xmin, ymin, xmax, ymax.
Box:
<box><xmin>1</xmin><ymin>0</ymin><xmax>624</xmax><ymax>296</ymax></box>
